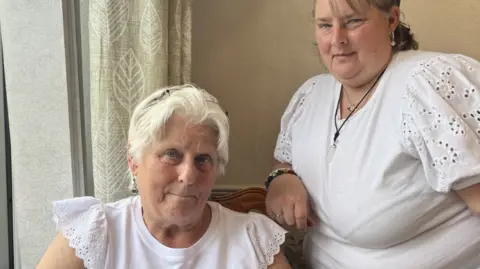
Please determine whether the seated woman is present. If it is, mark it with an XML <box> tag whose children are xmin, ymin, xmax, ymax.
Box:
<box><xmin>36</xmin><ymin>85</ymin><xmax>291</xmax><ymax>269</ymax></box>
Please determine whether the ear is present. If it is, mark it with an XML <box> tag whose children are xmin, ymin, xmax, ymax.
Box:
<box><xmin>128</xmin><ymin>154</ymin><xmax>138</xmax><ymax>175</ymax></box>
<box><xmin>127</xmin><ymin>142</ymin><xmax>139</xmax><ymax>175</ymax></box>
<box><xmin>388</xmin><ymin>6</ymin><xmax>401</xmax><ymax>32</ymax></box>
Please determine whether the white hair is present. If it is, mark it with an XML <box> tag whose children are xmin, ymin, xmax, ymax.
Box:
<box><xmin>128</xmin><ymin>84</ymin><xmax>229</xmax><ymax>177</ymax></box>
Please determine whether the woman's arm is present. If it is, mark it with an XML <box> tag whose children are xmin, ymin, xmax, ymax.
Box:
<box><xmin>267</xmin><ymin>249</ymin><xmax>292</xmax><ymax>269</ymax></box>
<box><xmin>403</xmin><ymin>54</ymin><xmax>480</xmax><ymax>206</ymax></box>
<box><xmin>267</xmin><ymin>160</ymin><xmax>319</xmax><ymax>229</ymax></box>
<box><xmin>456</xmin><ymin>183</ymin><xmax>480</xmax><ymax>214</ymax></box>
<box><xmin>36</xmin><ymin>233</ymin><xmax>85</xmax><ymax>269</ymax></box>
<box><xmin>272</xmin><ymin>160</ymin><xmax>292</xmax><ymax>170</ymax></box>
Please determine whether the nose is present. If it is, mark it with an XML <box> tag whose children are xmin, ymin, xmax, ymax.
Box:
<box><xmin>331</xmin><ymin>26</ymin><xmax>348</xmax><ymax>46</ymax></box>
<box><xmin>177</xmin><ymin>159</ymin><xmax>199</xmax><ymax>185</ymax></box>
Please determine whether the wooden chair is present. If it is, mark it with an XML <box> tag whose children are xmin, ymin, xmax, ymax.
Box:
<box><xmin>209</xmin><ymin>187</ymin><xmax>267</xmax><ymax>215</ymax></box>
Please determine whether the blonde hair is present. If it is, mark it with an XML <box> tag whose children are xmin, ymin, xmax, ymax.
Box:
<box><xmin>128</xmin><ymin>84</ymin><xmax>229</xmax><ymax>176</ymax></box>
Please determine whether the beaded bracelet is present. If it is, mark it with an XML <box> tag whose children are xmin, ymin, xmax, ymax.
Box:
<box><xmin>264</xmin><ymin>168</ymin><xmax>298</xmax><ymax>190</ymax></box>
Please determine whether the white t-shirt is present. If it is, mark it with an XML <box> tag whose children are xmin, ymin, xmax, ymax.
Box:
<box><xmin>52</xmin><ymin>196</ymin><xmax>287</xmax><ymax>269</ymax></box>
<box><xmin>274</xmin><ymin>50</ymin><xmax>480</xmax><ymax>269</ymax></box>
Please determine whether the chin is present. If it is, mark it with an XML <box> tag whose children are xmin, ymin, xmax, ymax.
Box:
<box><xmin>169</xmin><ymin>206</ymin><xmax>205</xmax><ymax>225</ymax></box>
<box><xmin>327</xmin><ymin>60</ymin><xmax>357</xmax><ymax>77</ymax></box>
<box><xmin>333</xmin><ymin>68</ymin><xmax>360</xmax><ymax>81</ymax></box>
<box><xmin>170</xmin><ymin>200</ymin><xmax>205</xmax><ymax>214</ymax></box>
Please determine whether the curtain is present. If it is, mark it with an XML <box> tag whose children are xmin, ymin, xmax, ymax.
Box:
<box><xmin>89</xmin><ymin>0</ymin><xmax>192</xmax><ymax>202</ymax></box>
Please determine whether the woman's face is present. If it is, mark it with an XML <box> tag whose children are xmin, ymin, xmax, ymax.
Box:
<box><xmin>314</xmin><ymin>0</ymin><xmax>399</xmax><ymax>87</ymax></box>
<box><xmin>130</xmin><ymin>115</ymin><xmax>218</xmax><ymax>227</ymax></box>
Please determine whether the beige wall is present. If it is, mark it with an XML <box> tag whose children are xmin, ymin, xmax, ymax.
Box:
<box><xmin>192</xmin><ymin>0</ymin><xmax>480</xmax><ymax>188</ymax></box>
<box><xmin>402</xmin><ymin>1</ymin><xmax>480</xmax><ymax>60</ymax></box>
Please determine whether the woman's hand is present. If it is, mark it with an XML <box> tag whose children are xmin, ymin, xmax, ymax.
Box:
<box><xmin>266</xmin><ymin>174</ymin><xmax>319</xmax><ymax>230</ymax></box>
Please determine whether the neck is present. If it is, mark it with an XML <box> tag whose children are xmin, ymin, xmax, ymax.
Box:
<box><xmin>143</xmin><ymin>204</ymin><xmax>212</xmax><ymax>248</ymax></box>
<box><xmin>338</xmin><ymin>58</ymin><xmax>391</xmax><ymax>119</ymax></box>
<box><xmin>342</xmin><ymin>78</ymin><xmax>379</xmax><ymax>102</ymax></box>
<box><xmin>342</xmin><ymin>54</ymin><xmax>393</xmax><ymax>97</ymax></box>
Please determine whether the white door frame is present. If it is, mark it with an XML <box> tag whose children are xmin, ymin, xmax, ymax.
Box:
<box><xmin>62</xmin><ymin>0</ymin><xmax>94</xmax><ymax>197</ymax></box>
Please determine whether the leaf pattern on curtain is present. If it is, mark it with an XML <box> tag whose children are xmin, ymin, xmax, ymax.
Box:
<box><xmin>113</xmin><ymin>48</ymin><xmax>146</xmax><ymax>115</ymax></box>
<box><xmin>141</xmin><ymin>0</ymin><xmax>163</xmax><ymax>59</ymax></box>
<box><xmin>90</xmin><ymin>0</ymin><xmax>129</xmax><ymax>43</ymax></box>
<box><xmin>90</xmin><ymin>0</ymin><xmax>192</xmax><ymax>202</ymax></box>
<box><xmin>92</xmin><ymin>102</ymin><xmax>127</xmax><ymax>202</ymax></box>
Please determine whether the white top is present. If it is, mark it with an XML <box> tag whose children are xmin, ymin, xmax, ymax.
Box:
<box><xmin>52</xmin><ymin>196</ymin><xmax>287</xmax><ymax>269</ymax></box>
<box><xmin>274</xmin><ymin>50</ymin><xmax>480</xmax><ymax>269</ymax></box>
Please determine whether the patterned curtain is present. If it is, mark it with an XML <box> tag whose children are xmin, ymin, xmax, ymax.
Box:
<box><xmin>89</xmin><ymin>0</ymin><xmax>192</xmax><ymax>202</ymax></box>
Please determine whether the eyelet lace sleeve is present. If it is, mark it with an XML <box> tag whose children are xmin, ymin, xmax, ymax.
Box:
<box><xmin>53</xmin><ymin>196</ymin><xmax>107</xmax><ymax>269</ymax></box>
<box><xmin>274</xmin><ymin>77</ymin><xmax>318</xmax><ymax>164</ymax></box>
<box><xmin>403</xmin><ymin>54</ymin><xmax>480</xmax><ymax>192</ymax></box>
<box><xmin>246</xmin><ymin>212</ymin><xmax>287</xmax><ymax>269</ymax></box>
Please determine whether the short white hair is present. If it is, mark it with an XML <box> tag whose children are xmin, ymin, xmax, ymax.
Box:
<box><xmin>128</xmin><ymin>84</ymin><xmax>229</xmax><ymax>176</ymax></box>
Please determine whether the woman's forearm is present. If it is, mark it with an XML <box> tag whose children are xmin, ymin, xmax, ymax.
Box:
<box><xmin>272</xmin><ymin>160</ymin><xmax>292</xmax><ymax>170</ymax></box>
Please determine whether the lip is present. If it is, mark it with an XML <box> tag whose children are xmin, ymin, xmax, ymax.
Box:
<box><xmin>334</xmin><ymin>52</ymin><xmax>355</xmax><ymax>57</ymax></box>
<box><xmin>167</xmin><ymin>193</ymin><xmax>197</xmax><ymax>199</ymax></box>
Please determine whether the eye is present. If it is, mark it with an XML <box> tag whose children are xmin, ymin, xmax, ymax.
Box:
<box><xmin>347</xmin><ymin>18</ymin><xmax>362</xmax><ymax>23</ymax></box>
<box><xmin>346</xmin><ymin>18</ymin><xmax>364</xmax><ymax>26</ymax></box>
<box><xmin>195</xmin><ymin>154</ymin><xmax>212</xmax><ymax>165</ymax></box>
<box><xmin>317</xmin><ymin>23</ymin><xmax>332</xmax><ymax>29</ymax></box>
<box><xmin>162</xmin><ymin>149</ymin><xmax>182</xmax><ymax>160</ymax></box>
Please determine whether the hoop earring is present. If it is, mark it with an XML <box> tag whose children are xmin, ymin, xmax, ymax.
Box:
<box><xmin>390</xmin><ymin>32</ymin><xmax>396</xmax><ymax>47</ymax></box>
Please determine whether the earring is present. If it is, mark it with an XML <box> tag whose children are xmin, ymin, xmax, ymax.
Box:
<box><xmin>390</xmin><ymin>32</ymin><xmax>396</xmax><ymax>47</ymax></box>
<box><xmin>131</xmin><ymin>174</ymin><xmax>139</xmax><ymax>195</ymax></box>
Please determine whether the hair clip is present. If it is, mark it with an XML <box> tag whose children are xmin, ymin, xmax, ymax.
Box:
<box><xmin>206</xmin><ymin>100</ymin><xmax>228</xmax><ymax>117</ymax></box>
<box><xmin>145</xmin><ymin>88</ymin><xmax>228</xmax><ymax>117</ymax></box>
<box><xmin>145</xmin><ymin>89</ymin><xmax>171</xmax><ymax>108</ymax></box>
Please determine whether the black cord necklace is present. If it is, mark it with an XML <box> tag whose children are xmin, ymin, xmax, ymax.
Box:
<box><xmin>327</xmin><ymin>68</ymin><xmax>387</xmax><ymax>162</ymax></box>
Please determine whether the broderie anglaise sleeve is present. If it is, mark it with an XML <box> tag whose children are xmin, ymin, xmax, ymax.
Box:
<box><xmin>403</xmin><ymin>54</ymin><xmax>480</xmax><ymax>192</ymax></box>
<box><xmin>52</xmin><ymin>196</ymin><xmax>107</xmax><ymax>269</ymax></box>
<box><xmin>246</xmin><ymin>212</ymin><xmax>288</xmax><ymax>269</ymax></box>
<box><xmin>274</xmin><ymin>77</ymin><xmax>317</xmax><ymax>164</ymax></box>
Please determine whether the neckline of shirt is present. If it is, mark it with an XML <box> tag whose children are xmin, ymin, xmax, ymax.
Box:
<box><xmin>133</xmin><ymin>196</ymin><xmax>220</xmax><ymax>260</ymax></box>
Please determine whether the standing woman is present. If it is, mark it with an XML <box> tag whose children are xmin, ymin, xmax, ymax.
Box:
<box><xmin>266</xmin><ymin>0</ymin><xmax>480</xmax><ymax>268</ymax></box>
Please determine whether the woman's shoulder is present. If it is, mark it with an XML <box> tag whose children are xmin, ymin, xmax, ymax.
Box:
<box><xmin>409</xmin><ymin>51</ymin><xmax>478</xmax><ymax>77</ymax></box>
<box><xmin>385</xmin><ymin>50</ymin><xmax>478</xmax><ymax>104</ymax></box>
<box><xmin>392</xmin><ymin>50</ymin><xmax>477</xmax><ymax>75</ymax></box>
<box><xmin>53</xmin><ymin>195</ymin><xmax>137</xmax><ymax>220</ymax></box>
<box><xmin>210</xmin><ymin>200</ymin><xmax>275</xmax><ymax>223</ymax></box>
<box><xmin>49</xmin><ymin>196</ymin><xmax>128</xmax><ymax>268</ymax></box>
<box><xmin>104</xmin><ymin>196</ymin><xmax>138</xmax><ymax>214</ymax></box>
<box><xmin>209</xmin><ymin>201</ymin><xmax>287</xmax><ymax>266</ymax></box>
<box><xmin>304</xmin><ymin>73</ymin><xmax>336</xmax><ymax>83</ymax></box>
<box><xmin>393</xmin><ymin>50</ymin><xmax>479</xmax><ymax>96</ymax></box>
<box><xmin>298</xmin><ymin>73</ymin><xmax>337</xmax><ymax>93</ymax></box>
<box><xmin>284</xmin><ymin>73</ymin><xmax>337</xmax><ymax>112</ymax></box>
<box><xmin>52</xmin><ymin>196</ymin><xmax>138</xmax><ymax>240</ymax></box>
<box><xmin>52</xmin><ymin>195</ymin><xmax>138</xmax><ymax>239</ymax></box>
<box><xmin>209</xmin><ymin>201</ymin><xmax>286</xmax><ymax>240</ymax></box>
<box><xmin>50</xmin><ymin>196</ymin><xmax>138</xmax><ymax>268</ymax></box>
<box><xmin>396</xmin><ymin>51</ymin><xmax>480</xmax><ymax>192</ymax></box>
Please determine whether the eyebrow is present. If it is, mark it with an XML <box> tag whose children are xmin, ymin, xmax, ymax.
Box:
<box><xmin>315</xmin><ymin>13</ymin><xmax>361</xmax><ymax>22</ymax></box>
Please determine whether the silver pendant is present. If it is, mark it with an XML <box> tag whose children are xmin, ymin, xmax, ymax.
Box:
<box><xmin>327</xmin><ymin>144</ymin><xmax>336</xmax><ymax>163</ymax></box>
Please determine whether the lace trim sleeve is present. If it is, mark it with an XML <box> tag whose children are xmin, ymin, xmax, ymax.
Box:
<box><xmin>274</xmin><ymin>77</ymin><xmax>318</xmax><ymax>164</ymax></box>
<box><xmin>402</xmin><ymin>54</ymin><xmax>480</xmax><ymax>192</ymax></box>
<box><xmin>53</xmin><ymin>197</ymin><xmax>108</xmax><ymax>269</ymax></box>
<box><xmin>246</xmin><ymin>212</ymin><xmax>287</xmax><ymax>269</ymax></box>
